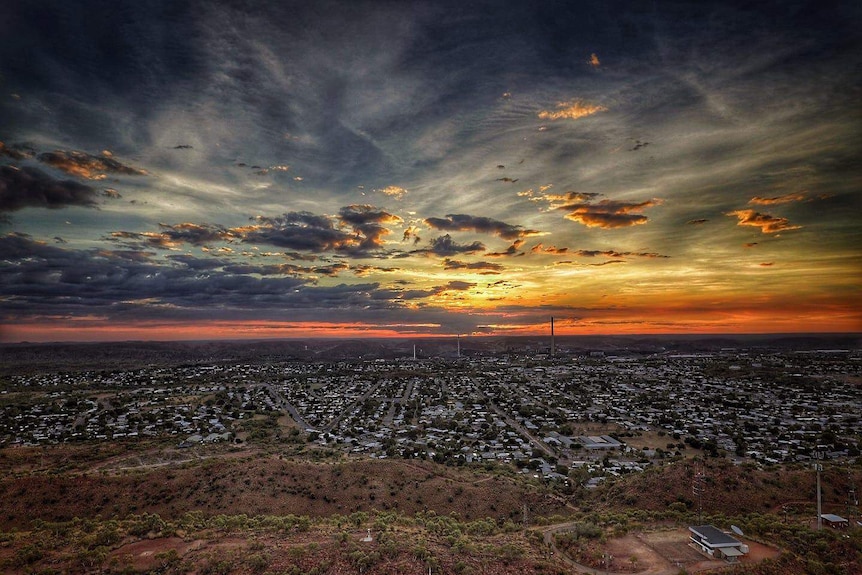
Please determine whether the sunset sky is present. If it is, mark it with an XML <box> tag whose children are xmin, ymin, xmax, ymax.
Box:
<box><xmin>1</xmin><ymin>1</ymin><xmax>860</xmax><ymax>342</ymax></box>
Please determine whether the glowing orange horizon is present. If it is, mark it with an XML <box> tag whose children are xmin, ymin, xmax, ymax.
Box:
<box><xmin>4</xmin><ymin>313</ymin><xmax>859</xmax><ymax>343</ymax></box>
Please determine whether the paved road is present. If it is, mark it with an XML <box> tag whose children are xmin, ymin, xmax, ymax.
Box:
<box><xmin>468</xmin><ymin>379</ymin><xmax>559</xmax><ymax>461</ymax></box>
<box><xmin>321</xmin><ymin>379</ymin><xmax>384</xmax><ymax>434</ymax></box>
<box><xmin>263</xmin><ymin>383</ymin><xmax>316</xmax><ymax>431</ymax></box>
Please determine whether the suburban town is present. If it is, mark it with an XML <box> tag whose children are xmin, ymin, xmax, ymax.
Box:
<box><xmin>3</xmin><ymin>346</ymin><xmax>859</xmax><ymax>483</ymax></box>
<box><xmin>1</xmin><ymin>340</ymin><xmax>860</xmax><ymax>574</ymax></box>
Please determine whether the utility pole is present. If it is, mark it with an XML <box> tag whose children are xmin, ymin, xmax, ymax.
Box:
<box><xmin>815</xmin><ymin>451</ymin><xmax>824</xmax><ymax>530</ymax></box>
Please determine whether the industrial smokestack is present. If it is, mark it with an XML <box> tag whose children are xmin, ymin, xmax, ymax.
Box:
<box><xmin>457</xmin><ymin>334</ymin><xmax>461</xmax><ymax>358</ymax></box>
<box><xmin>550</xmin><ymin>317</ymin><xmax>555</xmax><ymax>356</ymax></box>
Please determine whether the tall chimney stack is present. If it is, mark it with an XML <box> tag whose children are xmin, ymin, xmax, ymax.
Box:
<box><xmin>550</xmin><ymin>317</ymin><xmax>555</xmax><ymax>357</ymax></box>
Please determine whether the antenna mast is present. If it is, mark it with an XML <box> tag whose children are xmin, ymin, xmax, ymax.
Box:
<box><xmin>692</xmin><ymin>462</ymin><xmax>706</xmax><ymax>524</ymax></box>
<box><xmin>815</xmin><ymin>450</ymin><xmax>824</xmax><ymax>530</ymax></box>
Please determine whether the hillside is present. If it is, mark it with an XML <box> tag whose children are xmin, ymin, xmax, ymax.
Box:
<box><xmin>1</xmin><ymin>444</ymin><xmax>860</xmax><ymax>574</ymax></box>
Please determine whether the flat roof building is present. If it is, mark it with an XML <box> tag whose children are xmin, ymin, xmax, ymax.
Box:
<box><xmin>577</xmin><ymin>435</ymin><xmax>623</xmax><ymax>449</ymax></box>
<box><xmin>689</xmin><ymin>525</ymin><xmax>748</xmax><ymax>563</ymax></box>
<box><xmin>821</xmin><ymin>514</ymin><xmax>849</xmax><ymax>528</ymax></box>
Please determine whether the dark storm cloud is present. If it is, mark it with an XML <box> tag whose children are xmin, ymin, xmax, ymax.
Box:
<box><xmin>108</xmin><ymin>231</ymin><xmax>181</xmax><ymax>250</ymax></box>
<box><xmin>221</xmin><ymin>261</ymin><xmax>348</xmax><ymax>278</ymax></box>
<box><xmin>241</xmin><ymin>212</ymin><xmax>354</xmax><ymax>252</ymax></box>
<box><xmin>158</xmin><ymin>223</ymin><xmax>235</xmax><ymax>245</ymax></box>
<box><xmin>442</xmin><ymin>259</ymin><xmax>504</xmax><ymax>273</ymax></box>
<box><xmin>38</xmin><ymin>150</ymin><xmax>147</xmax><ymax>180</ymax></box>
<box><xmin>385</xmin><ymin>280</ymin><xmax>476</xmax><ymax>301</ymax></box>
<box><xmin>0</xmin><ymin>233</ymin><xmax>425</xmax><ymax>322</ymax></box>
<box><xmin>353</xmin><ymin>264</ymin><xmax>399</xmax><ymax>277</ymax></box>
<box><xmin>414</xmin><ymin>234</ymin><xmax>485</xmax><ymax>257</ymax></box>
<box><xmin>108</xmin><ymin>206</ymin><xmax>402</xmax><ymax>256</ymax></box>
<box><xmin>0</xmin><ymin>142</ymin><xmax>34</xmax><ymax>160</ymax></box>
<box><xmin>440</xmin><ymin>280</ymin><xmax>474</xmax><ymax>291</ymax></box>
<box><xmin>96</xmin><ymin>249</ymin><xmax>156</xmax><ymax>263</ymax></box>
<box><xmin>0</xmin><ymin>165</ymin><xmax>99</xmax><ymax>212</ymax></box>
<box><xmin>337</xmin><ymin>204</ymin><xmax>402</xmax><ymax>251</ymax></box>
<box><xmin>424</xmin><ymin>214</ymin><xmax>540</xmax><ymax>240</ymax></box>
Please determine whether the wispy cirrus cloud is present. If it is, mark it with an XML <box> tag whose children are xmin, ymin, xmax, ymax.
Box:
<box><xmin>726</xmin><ymin>209</ymin><xmax>801</xmax><ymax>234</ymax></box>
<box><xmin>554</xmin><ymin>259</ymin><xmax>625</xmax><ymax>267</ymax></box>
<box><xmin>531</xmin><ymin>244</ymin><xmax>667</xmax><ymax>259</ymax></box>
<box><xmin>537</xmin><ymin>100</ymin><xmax>607</xmax><ymax>120</ymax></box>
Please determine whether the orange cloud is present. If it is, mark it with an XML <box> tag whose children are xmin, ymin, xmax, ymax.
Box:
<box><xmin>748</xmin><ymin>193</ymin><xmax>806</xmax><ymax>205</ymax></box>
<box><xmin>727</xmin><ymin>209</ymin><xmax>801</xmax><ymax>234</ymax></box>
<box><xmin>38</xmin><ymin>150</ymin><xmax>147</xmax><ymax>180</ymax></box>
<box><xmin>487</xmin><ymin>239</ymin><xmax>526</xmax><ymax>257</ymax></box>
<box><xmin>110</xmin><ymin>231</ymin><xmax>183</xmax><ymax>249</ymax></box>
<box><xmin>538</xmin><ymin>100</ymin><xmax>607</xmax><ymax>120</ymax></box>
<box><xmin>589</xmin><ymin>53</ymin><xmax>600</xmax><ymax>67</ymax></box>
<box><xmin>377</xmin><ymin>185</ymin><xmax>408</xmax><ymax>199</ymax></box>
<box><xmin>563</xmin><ymin>198</ymin><xmax>661</xmax><ymax>229</ymax></box>
<box><xmin>526</xmin><ymin>190</ymin><xmax>660</xmax><ymax>228</ymax></box>
<box><xmin>530</xmin><ymin>243</ymin><xmax>568</xmax><ymax>255</ymax></box>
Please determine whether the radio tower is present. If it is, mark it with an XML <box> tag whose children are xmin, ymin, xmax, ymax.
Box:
<box><xmin>692</xmin><ymin>463</ymin><xmax>706</xmax><ymax>524</ymax></box>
